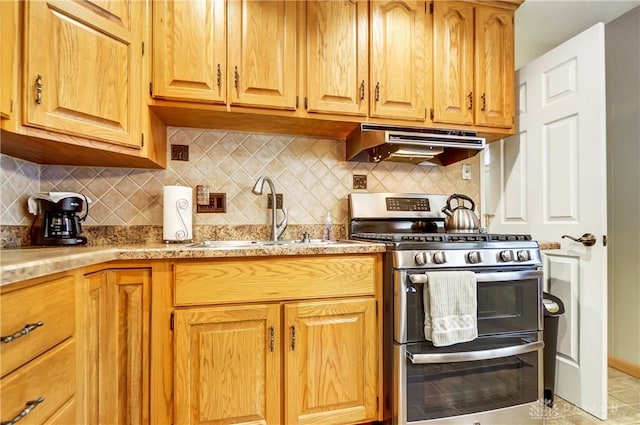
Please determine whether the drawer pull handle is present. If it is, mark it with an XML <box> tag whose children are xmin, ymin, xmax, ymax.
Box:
<box><xmin>1</xmin><ymin>321</ymin><xmax>44</xmax><ymax>344</ymax></box>
<box><xmin>1</xmin><ymin>396</ymin><xmax>45</xmax><ymax>425</ymax></box>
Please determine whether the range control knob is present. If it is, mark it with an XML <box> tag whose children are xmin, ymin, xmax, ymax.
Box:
<box><xmin>415</xmin><ymin>251</ymin><xmax>429</xmax><ymax>266</ymax></box>
<box><xmin>500</xmin><ymin>250</ymin><xmax>514</xmax><ymax>262</ymax></box>
<box><xmin>517</xmin><ymin>250</ymin><xmax>531</xmax><ymax>262</ymax></box>
<box><xmin>433</xmin><ymin>251</ymin><xmax>447</xmax><ymax>265</ymax></box>
<box><xmin>467</xmin><ymin>251</ymin><xmax>482</xmax><ymax>264</ymax></box>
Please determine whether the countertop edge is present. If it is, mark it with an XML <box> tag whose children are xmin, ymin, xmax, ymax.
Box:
<box><xmin>1</xmin><ymin>242</ymin><xmax>387</xmax><ymax>287</ymax></box>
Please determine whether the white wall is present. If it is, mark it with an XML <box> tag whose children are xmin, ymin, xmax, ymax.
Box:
<box><xmin>606</xmin><ymin>6</ymin><xmax>640</xmax><ymax>367</ymax></box>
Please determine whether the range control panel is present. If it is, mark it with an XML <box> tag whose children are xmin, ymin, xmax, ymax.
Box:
<box><xmin>385</xmin><ymin>197</ymin><xmax>431</xmax><ymax>212</ymax></box>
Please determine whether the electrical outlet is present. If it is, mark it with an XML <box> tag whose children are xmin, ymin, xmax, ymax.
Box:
<box><xmin>461</xmin><ymin>164</ymin><xmax>472</xmax><ymax>180</ymax></box>
<box><xmin>268</xmin><ymin>194</ymin><xmax>283</xmax><ymax>209</ymax></box>
<box><xmin>196</xmin><ymin>193</ymin><xmax>226</xmax><ymax>213</ymax></box>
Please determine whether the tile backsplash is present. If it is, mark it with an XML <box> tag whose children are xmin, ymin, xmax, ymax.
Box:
<box><xmin>1</xmin><ymin>127</ymin><xmax>480</xmax><ymax>227</ymax></box>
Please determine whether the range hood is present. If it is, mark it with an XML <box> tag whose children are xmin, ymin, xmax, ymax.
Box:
<box><xmin>346</xmin><ymin>123</ymin><xmax>486</xmax><ymax>166</ymax></box>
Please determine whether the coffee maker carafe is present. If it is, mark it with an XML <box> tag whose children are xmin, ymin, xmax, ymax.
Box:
<box><xmin>28</xmin><ymin>192</ymin><xmax>91</xmax><ymax>246</ymax></box>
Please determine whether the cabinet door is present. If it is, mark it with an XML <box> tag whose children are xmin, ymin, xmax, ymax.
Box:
<box><xmin>306</xmin><ymin>0</ymin><xmax>368</xmax><ymax>116</ymax></box>
<box><xmin>433</xmin><ymin>1</ymin><xmax>474</xmax><ymax>126</ymax></box>
<box><xmin>24</xmin><ymin>0</ymin><xmax>142</xmax><ymax>148</ymax></box>
<box><xmin>174</xmin><ymin>304</ymin><xmax>281</xmax><ymax>425</ymax></box>
<box><xmin>474</xmin><ymin>6</ymin><xmax>514</xmax><ymax>128</ymax></box>
<box><xmin>152</xmin><ymin>0</ymin><xmax>226</xmax><ymax>103</ymax></box>
<box><xmin>0</xmin><ymin>0</ymin><xmax>16</xmax><ymax>119</ymax></box>
<box><xmin>83</xmin><ymin>268</ymin><xmax>150</xmax><ymax>425</ymax></box>
<box><xmin>370</xmin><ymin>0</ymin><xmax>426</xmax><ymax>121</ymax></box>
<box><xmin>228</xmin><ymin>0</ymin><xmax>297</xmax><ymax>110</ymax></box>
<box><xmin>284</xmin><ymin>298</ymin><xmax>377</xmax><ymax>425</ymax></box>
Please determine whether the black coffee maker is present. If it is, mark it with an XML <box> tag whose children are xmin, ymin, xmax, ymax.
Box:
<box><xmin>28</xmin><ymin>193</ymin><xmax>90</xmax><ymax>246</ymax></box>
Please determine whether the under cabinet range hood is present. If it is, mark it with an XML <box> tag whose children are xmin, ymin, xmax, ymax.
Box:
<box><xmin>345</xmin><ymin>123</ymin><xmax>486</xmax><ymax>166</ymax></box>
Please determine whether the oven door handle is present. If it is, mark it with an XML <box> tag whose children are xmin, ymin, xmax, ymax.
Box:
<box><xmin>474</xmin><ymin>270</ymin><xmax>542</xmax><ymax>283</ymax></box>
<box><xmin>406</xmin><ymin>340</ymin><xmax>544</xmax><ymax>364</ymax></box>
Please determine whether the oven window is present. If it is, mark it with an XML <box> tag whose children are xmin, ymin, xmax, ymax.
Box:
<box><xmin>400</xmin><ymin>273</ymin><xmax>541</xmax><ymax>343</ymax></box>
<box><xmin>405</xmin><ymin>340</ymin><xmax>539</xmax><ymax>421</ymax></box>
<box><xmin>477</xmin><ymin>278</ymin><xmax>540</xmax><ymax>335</ymax></box>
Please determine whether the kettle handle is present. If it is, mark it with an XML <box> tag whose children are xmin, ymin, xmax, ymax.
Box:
<box><xmin>446</xmin><ymin>193</ymin><xmax>476</xmax><ymax>211</ymax></box>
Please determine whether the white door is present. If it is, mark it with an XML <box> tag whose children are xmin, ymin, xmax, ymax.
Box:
<box><xmin>482</xmin><ymin>23</ymin><xmax>608</xmax><ymax>419</ymax></box>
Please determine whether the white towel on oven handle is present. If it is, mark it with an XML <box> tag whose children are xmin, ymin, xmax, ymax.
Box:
<box><xmin>409</xmin><ymin>271</ymin><xmax>478</xmax><ymax>347</ymax></box>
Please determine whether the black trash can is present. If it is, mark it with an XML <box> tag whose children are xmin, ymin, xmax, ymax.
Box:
<box><xmin>543</xmin><ymin>291</ymin><xmax>565</xmax><ymax>407</ymax></box>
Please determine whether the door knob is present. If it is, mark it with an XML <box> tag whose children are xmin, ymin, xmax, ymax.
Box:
<box><xmin>561</xmin><ymin>233</ymin><xmax>597</xmax><ymax>247</ymax></box>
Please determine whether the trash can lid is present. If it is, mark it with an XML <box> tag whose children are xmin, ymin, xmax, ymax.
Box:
<box><xmin>543</xmin><ymin>298</ymin><xmax>561</xmax><ymax>314</ymax></box>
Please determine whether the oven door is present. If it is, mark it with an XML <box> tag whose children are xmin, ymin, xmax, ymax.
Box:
<box><xmin>395</xmin><ymin>269</ymin><xmax>543</xmax><ymax>344</ymax></box>
<box><xmin>394</xmin><ymin>332</ymin><xmax>544</xmax><ymax>425</ymax></box>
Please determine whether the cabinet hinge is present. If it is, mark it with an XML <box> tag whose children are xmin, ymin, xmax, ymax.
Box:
<box><xmin>141</xmin><ymin>133</ymin><xmax>144</xmax><ymax>147</ymax></box>
<box><xmin>295</xmin><ymin>96</ymin><xmax>299</xmax><ymax>109</ymax></box>
<box><xmin>142</xmin><ymin>41</ymin><xmax>145</xmax><ymax>56</ymax></box>
<box><xmin>603</xmin><ymin>235</ymin><xmax>607</xmax><ymax>246</ymax></box>
<box><xmin>429</xmin><ymin>2</ymin><xmax>433</xmax><ymax>14</ymax></box>
<box><xmin>304</xmin><ymin>97</ymin><xmax>308</xmax><ymax>109</ymax></box>
<box><xmin>149</xmin><ymin>82</ymin><xmax>153</xmax><ymax>96</ymax></box>
<box><xmin>10</xmin><ymin>99</ymin><xmax>13</xmax><ymax>113</ymax></box>
<box><xmin>170</xmin><ymin>313</ymin><xmax>174</xmax><ymax>331</ymax></box>
<box><xmin>430</xmin><ymin>108</ymin><xmax>434</xmax><ymax>120</ymax></box>
<box><xmin>376</xmin><ymin>300</ymin><xmax>379</xmax><ymax>316</ymax></box>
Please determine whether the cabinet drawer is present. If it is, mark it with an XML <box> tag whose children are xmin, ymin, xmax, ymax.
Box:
<box><xmin>0</xmin><ymin>274</ymin><xmax>75</xmax><ymax>377</ymax></box>
<box><xmin>175</xmin><ymin>255</ymin><xmax>378</xmax><ymax>305</ymax></box>
<box><xmin>0</xmin><ymin>338</ymin><xmax>76</xmax><ymax>425</ymax></box>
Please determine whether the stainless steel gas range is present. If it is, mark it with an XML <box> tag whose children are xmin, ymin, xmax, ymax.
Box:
<box><xmin>348</xmin><ymin>193</ymin><xmax>544</xmax><ymax>425</ymax></box>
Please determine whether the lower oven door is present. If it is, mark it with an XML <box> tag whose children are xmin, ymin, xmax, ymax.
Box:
<box><xmin>394</xmin><ymin>332</ymin><xmax>544</xmax><ymax>425</ymax></box>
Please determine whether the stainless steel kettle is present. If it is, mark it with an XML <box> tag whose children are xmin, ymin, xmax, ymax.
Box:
<box><xmin>441</xmin><ymin>193</ymin><xmax>480</xmax><ymax>232</ymax></box>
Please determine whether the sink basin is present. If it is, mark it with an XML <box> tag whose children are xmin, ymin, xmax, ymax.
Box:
<box><xmin>184</xmin><ymin>239</ymin><xmax>342</xmax><ymax>248</ymax></box>
<box><xmin>184</xmin><ymin>240</ymin><xmax>261</xmax><ymax>248</ymax></box>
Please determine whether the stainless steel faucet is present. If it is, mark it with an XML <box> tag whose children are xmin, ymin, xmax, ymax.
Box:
<box><xmin>251</xmin><ymin>176</ymin><xmax>288</xmax><ymax>242</ymax></box>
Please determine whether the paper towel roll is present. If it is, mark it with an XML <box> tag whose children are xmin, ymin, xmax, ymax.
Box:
<box><xmin>163</xmin><ymin>185</ymin><xmax>193</xmax><ymax>242</ymax></box>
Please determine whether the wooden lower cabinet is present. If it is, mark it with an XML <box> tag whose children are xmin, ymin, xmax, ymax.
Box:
<box><xmin>82</xmin><ymin>267</ymin><xmax>151</xmax><ymax>425</ymax></box>
<box><xmin>0</xmin><ymin>271</ymin><xmax>79</xmax><ymax>425</ymax></box>
<box><xmin>174</xmin><ymin>298</ymin><xmax>377</xmax><ymax>425</ymax></box>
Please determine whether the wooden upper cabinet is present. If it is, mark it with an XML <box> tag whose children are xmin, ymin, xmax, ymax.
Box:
<box><xmin>474</xmin><ymin>6</ymin><xmax>514</xmax><ymax>128</ymax></box>
<box><xmin>0</xmin><ymin>1</ymin><xmax>17</xmax><ymax>119</ymax></box>
<box><xmin>370</xmin><ymin>0</ymin><xmax>427</xmax><ymax>121</ymax></box>
<box><xmin>306</xmin><ymin>0</ymin><xmax>368</xmax><ymax>116</ymax></box>
<box><xmin>174</xmin><ymin>304</ymin><xmax>281</xmax><ymax>425</ymax></box>
<box><xmin>23</xmin><ymin>0</ymin><xmax>143</xmax><ymax>148</ymax></box>
<box><xmin>433</xmin><ymin>1</ymin><xmax>515</xmax><ymax>129</ymax></box>
<box><xmin>228</xmin><ymin>0</ymin><xmax>297</xmax><ymax>110</ymax></box>
<box><xmin>152</xmin><ymin>0</ymin><xmax>227</xmax><ymax>103</ymax></box>
<box><xmin>433</xmin><ymin>1</ymin><xmax>475</xmax><ymax>126</ymax></box>
<box><xmin>284</xmin><ymin>298</ymin><xmax>377</xmax><ymax>425</ymax></box>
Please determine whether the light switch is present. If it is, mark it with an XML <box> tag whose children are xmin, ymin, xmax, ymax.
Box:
<box><xmin>461</xmin><ymin>164</ymin><xmax>472</xmax><ymax>180</ymax></box>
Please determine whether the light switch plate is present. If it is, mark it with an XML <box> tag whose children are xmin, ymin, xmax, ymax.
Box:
<box><xmin>461</xmin><ymin>164</ymin><xmax>472</xmax><ymax>180</ymax></box>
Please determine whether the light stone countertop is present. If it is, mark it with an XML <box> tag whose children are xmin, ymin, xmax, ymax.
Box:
<box><xmin>0</xmin><ymin>239</ymin><xmax>560</xmax><ymax>287</ymax></box>
<box><xmin>0</xmin><ymin>240</ymin><xmax>386</xmax><ymax>287</ymax></box>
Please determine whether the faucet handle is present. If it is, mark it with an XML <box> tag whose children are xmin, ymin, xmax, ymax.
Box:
<box><xmin>301</xmin><ymin>231</ymin><xmax>311</xmax><ymax>243</ymax></box>
<box><xmin>276</xmin><ymin>207</ymin><xmax>288</xmax><ymax>239</ymax></box>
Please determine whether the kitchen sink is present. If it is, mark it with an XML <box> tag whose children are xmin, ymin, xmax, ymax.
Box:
<box><xmin>184</xmin><ymin>239</ymin><xmax>344</xmax><ymax>248</ymax></box>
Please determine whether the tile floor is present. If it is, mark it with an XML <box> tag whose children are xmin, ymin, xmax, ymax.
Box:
<box><xmin>544</xmin><ymin>368</ymin><xmax>640</xmax><ymax>424</ymax></box>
